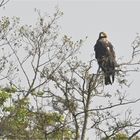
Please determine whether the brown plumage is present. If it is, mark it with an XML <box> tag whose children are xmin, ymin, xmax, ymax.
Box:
<box><xmin>94</xmin><ymin>32</ymin><xmax>117</xmax><ymax>85</ymax></box>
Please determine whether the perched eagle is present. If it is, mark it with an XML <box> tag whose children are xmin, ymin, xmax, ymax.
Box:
<box><xmin>94</xmin><ymin>32</ymin><xmax>117</xmax><ymax>85</ymax></box>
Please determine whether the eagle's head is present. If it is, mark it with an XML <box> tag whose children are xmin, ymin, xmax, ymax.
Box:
<box><xmin>99</xmin><ymin>32</ymin><xmax>107</xmax><ymax>39</ymax></box>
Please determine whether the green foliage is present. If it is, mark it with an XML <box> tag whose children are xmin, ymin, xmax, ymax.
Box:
<box><xmin>0</xmin><ymin>17</ymin><xmax>10</xmax><ymax>31</ymax></box>
<box><xmin>0</xmin><ymin>86</ymin><xmax>17</xmax><ymax>106</ymax></box>
<box><xmin>103</xmin><ymin>133</ymin><xmax>140</xmax><ymax>140</ymax></box>
<box><xmin>3</xmin><ymin>86</ymin><xmax>17</xmax><ymax>93</ymax></box>
<box><xmin>111</xmin><ymin>133</ymin><xmax>128</xmax><ymax>140</ymax></box>
<box><xmin>31</xmin><ymin>112</ymin><xmax>74</xmax><ymax>139</ymax></box>
<box><xmin>0</xmin><ymin>89</ymin><xmax>11</xmax><ymax>106</ymax></box>
<box><xmin>0</xmin><ymin>97</ymin><xmax>74</xmax><ymax>139</ymax></box>
<box><xmin>0</xmin><ymin>99</ymin><xmax>29</xmax><ymax>139</ymax></box>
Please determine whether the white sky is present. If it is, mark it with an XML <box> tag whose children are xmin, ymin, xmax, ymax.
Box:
<box><xmin>1</xmin><ymin>0</ymin><xmax>140</xmax><ymax>139</ymax></box>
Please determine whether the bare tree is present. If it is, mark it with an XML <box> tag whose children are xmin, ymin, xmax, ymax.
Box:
<box><xmin>0</xmin><ymin>0</ymin><xmax>9</xmax><ymax>7</ymax></box>
<box><xmin>0</xmin><ymin>9</ymin><xmax>140</xmax><ymax>140</ymax></box>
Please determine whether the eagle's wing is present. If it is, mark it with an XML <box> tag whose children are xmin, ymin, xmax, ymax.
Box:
<box><xmin>94</xmin><ymin>39</ymin><xmax>108</xmax><ymax>59</ymax></box>
<box><xmin>106</xmin><ymin>41</ymin><xmax>116</xmax><ymax>60</ymax></box>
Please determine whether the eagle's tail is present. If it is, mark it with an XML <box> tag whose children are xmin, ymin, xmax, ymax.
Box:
<box><xmin>111</xmin><ymin>70</ymin><xmax>115</xmax><ymax>83</ymax></box>
<box><xmin>99</xmin><ymin>57</ymin><xmax>116</xmax><ymax>85</ymax></box>
<box><xmin>105</xmin><ymin>73</ymin><xmax>112</xmax><ymax>85</ymax></box>
<box><xmin>110</xmin><ymin>61</ymin><xmax>115</xmax><ymax>84</ymax></box>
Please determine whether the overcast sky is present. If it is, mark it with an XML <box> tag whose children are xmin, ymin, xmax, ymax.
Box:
<box><xmin>2</xmin><ymin>0</ymin><xmax>140</xmax><ymax>59</ymax></box>
<box><xmin>1</xmin><ymin>0</ymin><xmax>140</xmax><ymax>139</ymax></box>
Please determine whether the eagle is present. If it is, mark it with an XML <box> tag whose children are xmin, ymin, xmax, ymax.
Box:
<box><xmin>94</xmin><ymin>32</ymin><xmax>117</xmax><ymax>85</ymax></box>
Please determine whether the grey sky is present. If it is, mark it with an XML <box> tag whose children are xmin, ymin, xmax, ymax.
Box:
<box><xmin>1</xmin><ymin>0</ymin><xmax>140</xmax><ymax>139</ymax></box>
<box><xmin>3</xmin><ymin>0</ymin><xmax>140</xmax><ymax>57</ymax></box>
